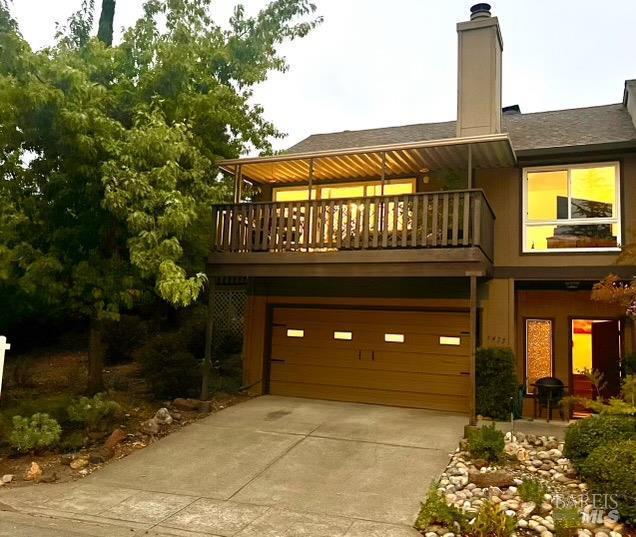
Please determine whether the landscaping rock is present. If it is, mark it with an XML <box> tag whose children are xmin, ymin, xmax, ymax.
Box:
<box><xmin>172</xmin><ymin>398</ymin><xmax>201</xmax><ymax>411</ymax></box>
<box><xmin>89</xmin><ymin>448</ymin><xmax>113</xmax><ymax>464</ymax></box>
<box><xmin>198</xmin><ymin>400</ymin><xmax>212</xmax><ymax>413</ymax></box>
<box><xmin>1</xmin><ymin>475</ymin><xmax>13</xmax><ymax>484</ymax></box>
<box><xmin>468</xmin><ymin>470</ymin><xmax>515</xmax><ymax>488</ymax></box>
<box><xmin>104</xmin><ymin>428</ymin><xmax>127</xmax><ymax>451</ymax></box>
<box><xmin>140</xmin><ymin>418</ymin><xmax>160</xmax><ymax>435</ymax></box>
<box><xmin>154</xmin><ymin>407</ymin><xmax>173</xmax><ymax>426</ymax></box>
<box><xmin>472</xmin><ymin>458</ymin><xmax>490</xmax><ymax>469</ymax></box>
<box><xmin>519</xmin><ymin>501</ymin><xmax>537</xmax><ymax>518</ymax></box>
<box><xmin>70</xmin><ymin>457</ymin><xmax>89</xmax><ymax>470</ymax></box>
<box><xmin>39</xmin><ymin>471</ymin><xmax>58</xmax><ymax>484</ymax></box>
<box><xmin>24</xmin><ymin>462</ymin><xmax>42</xmax><ymax>481</ymax></box>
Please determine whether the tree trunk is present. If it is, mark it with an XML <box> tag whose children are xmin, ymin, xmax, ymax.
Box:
<box><xmin>97</xmin><ymin>0</ymin><xmax>116</xmax><ymax>46</ymax></box>
<box><xmin>87</xmin><ymin>318</ymin><xmax>105</xmax><ymax>394</ymax></box>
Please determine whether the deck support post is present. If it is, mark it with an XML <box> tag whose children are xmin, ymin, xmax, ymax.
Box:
<box><xmin>233</xmin><ymin>165</ymin><xmax>243</xmax><ymax>204</ymax></box>
<box><xmin>201</xmin><ymin>277</ymin><xmax>217</xmax><ymax>401</ymax></box>
<box><xmin>468</xmin><ymin>273</ymin><xmax>478</xmax><ymax>427</ymax></box>
<box><xmin>306</xmin><ymin>159</ymin><xmax>314</xmax><ymax>252</ymax></box>
<box><xmin>467</xmin><ymin>144</ymin><xmax>473</xmax><ymax>188</ymax></box>
<box><xmin>380</xmin><ymin>152</ymin><xmax>386</xmax><ymax>195</ymax></box>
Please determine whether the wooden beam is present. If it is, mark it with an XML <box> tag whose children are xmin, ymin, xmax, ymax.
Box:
<box><xmin>200</xmin><ymin>277</ymin><xmax>216</xmax><ymax>400</ymax></box>
<box><xmin>467</xmin><ymin>145</ymin><xmax>473</xmax><ymax>188</ymax></box>
<box><xmin>468</xmin><ymin>274</ymin><xmax>478</xmax><ymax>426</ymax></box>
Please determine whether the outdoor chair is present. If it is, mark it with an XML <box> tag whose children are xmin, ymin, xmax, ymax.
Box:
<box><xmin>533</xmin><ymin>376</ymin><xmax>568</xmax><ymax>422</ymax></box>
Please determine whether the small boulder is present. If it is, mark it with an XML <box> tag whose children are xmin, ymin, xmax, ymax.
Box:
<box><xmin>70</xmin><ymin>457</ymin><xmax>89</xmax><ymax>470</ymax></box>
<box><xmin>519</xmin><ymin>501</ymin><xmax>537</xmax><ymax>518</ymax></box>
<box><xmin>154</xmin><ymin>408</ymin><xmax>173</xmax><ymax>426</ymax></box>
<box><xmin>172</xmin><ymin>398</ymin><xmax>201</xmax><ymax>411</ymax></box>
<box><xmin>198</xmin><ymin>401</ymin><xmax>212</xmax><ymax>413</ymax></box>
<box><xmin>60</xmin><ymin>453</ymin><xmax>76</xmax><ymax>465</ymax></box>
<box><xmin>141</xmin><ymin>418</ymin><xmax>160</xmax><ymax>435</ymax></box>
<box><xmin>1</xmin><ymin>475</ymin><xmax>14</xmax><ymax>484</ymax></box>
<box><xmin>104</xmin><ymin>428</ymin><xmax>127</xmax><ymax>451</ymax></box>
<box><xmin>89</xmin><ymin>448</ymin><xmax>113</xmax><ymax>464</ymax></box>
<box><xmin>472</xmin><ymin>458</ymin><xmax>490</xmax><ymax>469</ymax></box>
<box><xmin>24</xmin><ymin>462</ymin><xmax>42</xmax><ymax>481</ymax></box>
<box><xmin>39</xmin><ymin>471</ymin><xmax>58</xmax><ymax>484</ymax></box>
<box><xmin>468</xmin><ymin>470</ymin><xmax>515</xmax><ymax>488</ymax></box>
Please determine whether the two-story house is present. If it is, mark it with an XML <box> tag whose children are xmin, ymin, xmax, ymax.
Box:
<box><xmin>207</xmin><ymin>3</ymin><xmax>636</xmax><ymax>420</ymax></box>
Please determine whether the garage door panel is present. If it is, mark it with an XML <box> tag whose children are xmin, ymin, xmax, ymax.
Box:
<box><xmin>271</xmin><ymin>363</ymin><xmax>469</xmax><ymax>395</ymax></box>
<box><xmin>273</xmin><ymin>326</ymin><xmax>469</xmax><ymax>355</ymax></box>
<box><xmin>269</xmin><ymin>306</ymin><xmax>471</xmax><ymax>413</ymax></box>
<box><xmin>274</xmin><ymin>309</ymin><xmax>469</xmax><ymax>332</ymax></box>
<box><xmin>270</xmin><ymin>382</ymin><xmax>468</xmax><ymax>413</ymax></box>
<box><xmin>271</xmin><ymin>346</ymin><xmax>469</xmax><ymax>374</ymax></box>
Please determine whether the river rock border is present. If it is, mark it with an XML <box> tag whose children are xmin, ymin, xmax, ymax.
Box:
<box><xmin>419</xmin><ymin>432</ymin><xmax>625</xmax><ymax>537</ymax></box>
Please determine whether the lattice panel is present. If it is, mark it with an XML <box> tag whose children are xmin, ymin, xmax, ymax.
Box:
<box><xmin>212</xmin><ymin>286</ymin><xmax>247</xmax><ymax>347</ymax></box>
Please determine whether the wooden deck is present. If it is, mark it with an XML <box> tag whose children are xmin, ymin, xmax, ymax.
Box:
<box><xmin>208</xmin><ymin>189</ymin><xmax>494</xmax><ymax>277</ymax></box>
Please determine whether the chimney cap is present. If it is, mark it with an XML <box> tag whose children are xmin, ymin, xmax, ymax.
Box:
<box><xmin>470</xmin><ymin>3</ymin><xmax>492</xmax><ymax>20</ymax></box>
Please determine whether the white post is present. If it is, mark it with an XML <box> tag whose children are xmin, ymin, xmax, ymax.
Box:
<box><xmin>0</xmin><ymin>336</ymin><xmax>10</xmax><ymax>398</ymax></box>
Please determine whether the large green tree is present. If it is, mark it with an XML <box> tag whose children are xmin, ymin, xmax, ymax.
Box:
<box><xmin>0</xmin><ymin>0</ymin><xmax>320</xmax><ymax>392</ymax></box>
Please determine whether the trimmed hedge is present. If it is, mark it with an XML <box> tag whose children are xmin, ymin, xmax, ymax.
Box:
<box><xmin>476</xmin><ymin>347</ymin><xmax>518</xmax><ymax>420</ymax></box>
<box><xmin>581</xmin><ymin>440</ymin><xmax>636</xmax><ymax>524</ymax></box>
<box><xmin>563</xmin><ymin>414</ymin><xmax>636</xmax><ymax>470</ymax></box>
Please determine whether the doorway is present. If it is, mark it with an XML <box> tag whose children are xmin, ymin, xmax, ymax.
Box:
<box><xmin>570</xmin><ymin>319</ymin><xmax>622</xmax><ymax>401</ymax></box>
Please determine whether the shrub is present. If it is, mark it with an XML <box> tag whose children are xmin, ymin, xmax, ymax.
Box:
<box><xmin>9</xmin><ymin>413</ymin><xmax>62</xmax><ymax>453</ymax></box>
<box><xmin>623</xmin><ymin>352</ymin><xmax>636</xmax><ymax>375</ymax></box>
<box><xmin>621</xmin><ymin>375</ymin><xmax>636</xmax><ymax>406</ymax></box>
<box><xmin>581</xmin><ymin>440</ymin><xmax>636</xmax><ymax>524</ymax></box>
<box><xmin>468</xmin><ymin>424</ymin><xmax>505</xmax><ymax>462</ymax></box>
<box><xmin>468</xmin><ymin>500</ymin><xmax>515</xmax><ymax>537</ymax></box>
<box><xmin>476</xmin><ymin>347</ymin><xmax>518</xmax><ymax>420</ymax></box>
<box><xmin>1</xmin><ymin>394</ymin><xmax>75</xmax><ymax>427</ymax></box>
<box><xmin>564</xmin><ymin>414</ymin><xmax>636</xmax><ymax>469</ymax></box>
<box><xmin>415</xmin><ymin>484</ymin><xmax>467</xmax><ymax>531</ymax></box>
<box><xmin>103</xmin><ymin>315</ymin><xmax>151</xmax><ymax>364</ymax></box>
<box><xmin>59</xmin><ymin>430</ymin><xmax>87</xmax><ymax>451</ymax></box>
<box><xmin>553</xmin><ymin>506</ymin><xmax>581</xmax><ymax>537</ymax></box>
<box><xmin>518</xmin><ymin>478</ymin><xmax>548</xmax><ymax>504</ymax></box>
<box><xmin>67</xmin><ymin>394</ymin><xmax>122</xmax><ymax>432</ymax></box>
<box><xmin>134</xmin><ymin>333</ymin><xmax>200</xmax><ymax>399</ymax></box>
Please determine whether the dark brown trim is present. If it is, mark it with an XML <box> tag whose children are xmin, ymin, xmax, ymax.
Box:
<box><xmin>522</xmin><ymin>316</ymin><xmax>557</xmax><ymax>396</ymax></box>
<box><xmin>494</xmin><ymin>265</ymin><xmax>635</xmax><ymax>280</ymax></box>
<box><xmin>516</xmin><ymin>142</ymin><xmax>636</xmax><ymax>161</ymax></box>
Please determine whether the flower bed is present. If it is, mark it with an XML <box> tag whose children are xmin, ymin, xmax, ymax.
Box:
<box><xmin>416</xmin><ymin>431</ymin><xmax>629</xmax><ymax>537</ymax></box>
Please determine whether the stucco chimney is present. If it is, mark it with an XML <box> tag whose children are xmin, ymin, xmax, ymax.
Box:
<box><xmin>624</xmin><ymin>79</ymin><xmax>636</xmax><ymax>129</ymax></box>
<box><xmin>456</xmin><ymin>3</ymin><xmax>503</xmax><ymax>137</ymax></box>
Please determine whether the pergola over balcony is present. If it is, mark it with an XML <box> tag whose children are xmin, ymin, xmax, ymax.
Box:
<box><xmin>210</xmin><ymin>134</ymin><xmax>516</xmax><ymax>278</ymax></box>
<box><xmin>219</xmin><ymin>133</ymin><xmax>516</xmax><ymax>194</ymax></box>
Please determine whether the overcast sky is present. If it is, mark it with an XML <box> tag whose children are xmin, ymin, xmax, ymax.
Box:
<box><xmin>11</xmin><ymin>0</ymin><xmax>636</xmax><ymax>151</ymax></box>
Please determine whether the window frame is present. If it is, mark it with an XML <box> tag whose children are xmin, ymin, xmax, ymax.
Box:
<box><xmin>524</xmin><ymin>317</ymin><xmax>555</xmax><ymax>395</ymax></box>
<box><xmin>521</xmin><ymin>161</ymin><xmax>621</xmax><ymax>253</ymax></box>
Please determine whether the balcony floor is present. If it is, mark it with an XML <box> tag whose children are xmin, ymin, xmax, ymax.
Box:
<box><xmin>207</xmin><ymin>246</ymin><xmax>491</xmax><ymax>277</ymax></box>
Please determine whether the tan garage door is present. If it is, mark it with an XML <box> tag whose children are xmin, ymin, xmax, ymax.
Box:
<box><xmin>269</xmin><ymin>307</ymin><xmax>470</xmax><ymax>413</ymax></box>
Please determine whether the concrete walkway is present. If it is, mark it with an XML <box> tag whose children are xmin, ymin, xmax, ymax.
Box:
<box><xmin>0</xmin><ymin>396</ymin><xmax>467</xmax><ymax>536</ymax></box>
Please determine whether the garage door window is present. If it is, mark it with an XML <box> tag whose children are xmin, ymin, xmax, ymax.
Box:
<box><xmin>439</xmin><ymin>336</ymin><xmax>461</xmax><ymax>346</ymax></box>
<box><xmin>384</xmin><ymin>333</ymin><xmax>405</xmax><ymax>343</ymax></box>
<box><xmin>333</xmin><ymin>331</ymin><xmax>353</xmax><ymax>340</ymax></box>
<box><xmin>286</xmin><ymin>329</ymin><xmax>304</xmax><ymax>338</ymax></box>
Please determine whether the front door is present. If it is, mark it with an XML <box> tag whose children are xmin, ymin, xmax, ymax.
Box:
<box><xmin>571</xmin><ymin>319</ymin><xmax>622</xmax><ymax>399</ymax></box>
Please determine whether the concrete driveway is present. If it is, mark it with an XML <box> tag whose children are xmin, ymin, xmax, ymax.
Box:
<box><xmin>0</xmin><ymin>396</ymin><xmax>466</xmax><ymax>536</ymax></box>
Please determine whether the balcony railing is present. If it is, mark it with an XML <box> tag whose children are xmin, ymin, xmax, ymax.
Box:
<box><xmin>211</xmin><ymin>189</ymin><xmax>494</xmax><ymax>261</ymax></box>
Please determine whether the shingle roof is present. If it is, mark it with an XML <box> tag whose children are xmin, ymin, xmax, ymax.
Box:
<box><xmin>285</xmin><ymin>103</ymin><xmax>636</xmax><ymax>155</ymax></box>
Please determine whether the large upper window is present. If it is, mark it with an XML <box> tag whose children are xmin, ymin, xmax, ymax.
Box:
<box><xmin>273</xmin><ymin>178</ymin><xmax>415</xmax><ymax>202</ymax></box>
<box><xmin>523</xmin><ymin>163</ymin><xmax>620</xmax><ymax>252</ymax></box>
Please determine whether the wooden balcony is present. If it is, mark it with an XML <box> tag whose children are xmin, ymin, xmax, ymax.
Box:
<box><xmin>208</xmin><ymin>189</ymin><xmax>495</xmax><ymax>277</ymax></box>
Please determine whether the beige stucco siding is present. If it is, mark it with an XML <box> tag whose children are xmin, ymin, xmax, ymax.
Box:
<box><xmin>475</xmin><ymin>154</ymin><xmax>636</xmax><ymax>268</ymax></box>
